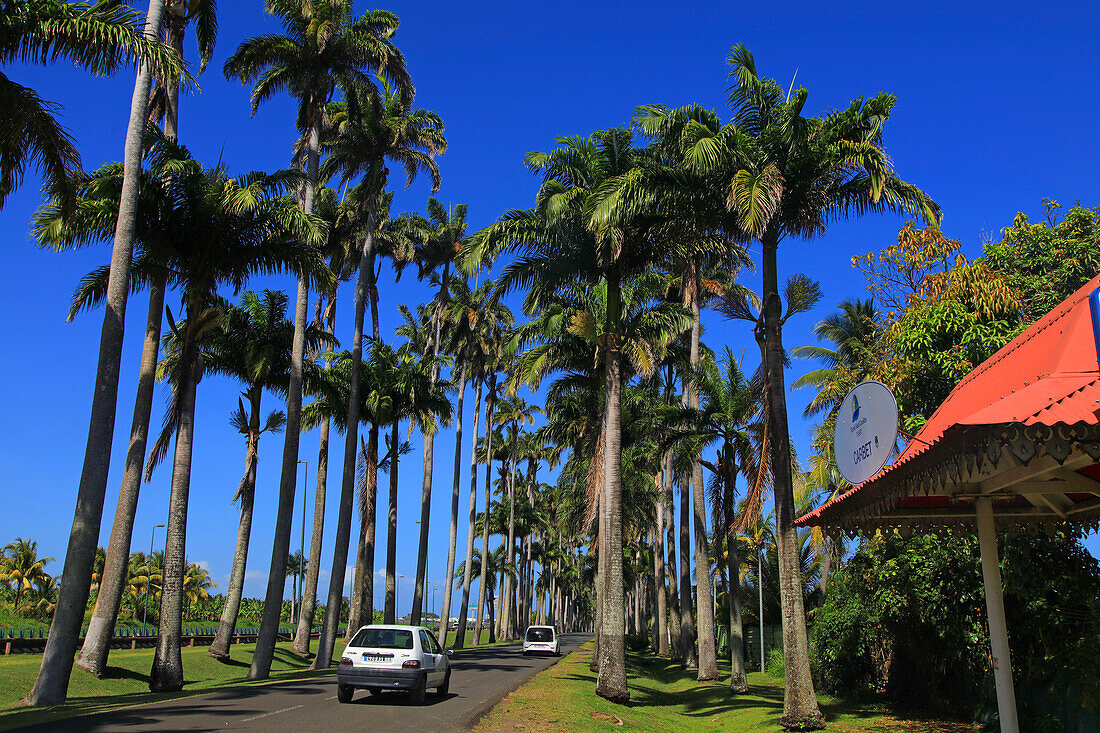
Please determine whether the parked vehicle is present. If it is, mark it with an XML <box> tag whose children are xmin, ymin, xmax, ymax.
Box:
<box><xmin>522</xmin><ymin>625</ymin><xmax>560</xmax><ymax>656</ymax></box>
<box><xmin>338</xmin><ymin>625</ymin><xmax>452</xmax><ymax>704</ymax></box>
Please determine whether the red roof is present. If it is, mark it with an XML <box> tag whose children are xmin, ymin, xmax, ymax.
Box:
<box><xmin>797</xmin><ymin>273</ymin><xmax>1100</xmax><ymax>528</ymax></box>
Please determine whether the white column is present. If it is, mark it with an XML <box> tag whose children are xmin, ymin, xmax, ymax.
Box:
<box><xmin>974</xmin><ymin>497</ymin><xmax>1020</xmax><ymax>733</ymax></box>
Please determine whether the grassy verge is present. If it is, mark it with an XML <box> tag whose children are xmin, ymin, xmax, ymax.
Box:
<box><xmin>0</xmin><ymin>639</ymin><xmax>347</xmax><ymax>731</ymax></box>
<box><xmin>476</xmin><ymin>643</ymin><xmax>978</xmax><ymax>732</ymax></box>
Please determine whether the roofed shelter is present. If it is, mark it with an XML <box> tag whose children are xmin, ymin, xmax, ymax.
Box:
<box><xmin>797</xmin><ymin>274</ymin><xmax>1100</xmax><ymax>733</ymax></box>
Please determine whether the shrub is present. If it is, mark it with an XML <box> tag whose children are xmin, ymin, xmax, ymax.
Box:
<box><xmin>766</xmin><ymin>648</ymin><xmax>785</xmax><ymax>677</ymax></box>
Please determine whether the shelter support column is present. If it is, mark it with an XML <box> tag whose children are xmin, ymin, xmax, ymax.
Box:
<box><xmin>974</xmin><ymin>497</ymin><xmax>1019</xmax><ymax>733</ymax></box>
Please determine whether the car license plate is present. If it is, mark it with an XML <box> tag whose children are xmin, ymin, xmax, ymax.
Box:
<box><xmin>363</xmin><ymin>653</ymin><xmax>386</xmax><ymax>662</ymax></box>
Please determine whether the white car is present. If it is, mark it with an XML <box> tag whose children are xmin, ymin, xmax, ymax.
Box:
<box><xmin>338</xmin><ymin>625</ymin><xmax>452</xmax><ymax>705</ymax></box>
<box><xmin>522</xmin><ymin>625</ymin><xmax>560</xmax><ymax>656</ymax></box>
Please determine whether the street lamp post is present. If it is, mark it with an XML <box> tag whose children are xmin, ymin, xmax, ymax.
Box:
<box><xmin>397</xmin><ymin>574</ymin><xmax>406</xmax><ymax>622</ymax></box>
<box><xmin>297</xmin><ymin>460</ymin><xmax>307</xmax><ymax>625</ymax></box>
<box><xmin>143</xmin><ymin>524</ymin><xmax>165</xmax><ymax>632</ymax></box>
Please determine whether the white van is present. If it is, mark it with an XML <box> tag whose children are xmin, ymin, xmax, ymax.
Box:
<box><xmin>522</xmin><ymin>625</ymin><xmax>560</xmax><ymax>656</ymax></box>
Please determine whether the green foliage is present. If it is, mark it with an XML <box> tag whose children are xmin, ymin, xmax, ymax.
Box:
<box><xmin>983</xmin><ymin>200</ymin><xmax>1100</xmax><ymax>323</ymax></box>
<box><xmin>812</xmin><ymin>532</ymin><xmax>1100</xmax><ymax>725</ymax></box>
<box><xmin>766</xmin><ymin>647</ymin><xmax>785</xmax><ymax>677</ymax></box>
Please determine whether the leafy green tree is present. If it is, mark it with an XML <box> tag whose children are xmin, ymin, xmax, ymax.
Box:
<box><xmin>983</xmin><ymin>200</ymin><xmax>1100</xmax><ymax>323</ymax></box>
<box><xmin>887</xmin><ymin>258</ymin><xmax>1022</xmax><ymax>431</ymax></box>
<box><xmin>225</xmin><ymin>0</ymin><xmax>411</xmax><ymax>679</ymax></box>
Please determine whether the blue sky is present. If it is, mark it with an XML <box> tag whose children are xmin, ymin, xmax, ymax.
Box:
<box><xmin>1</xmin><ymin>0</ymin><xmax>1098</xmax><ymax>619</ymax></box>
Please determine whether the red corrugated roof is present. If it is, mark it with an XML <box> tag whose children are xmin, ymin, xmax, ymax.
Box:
<box><xmin>797</xmin><ymin>273</ymin><xmax>1100</xmax><ymax>528</ymax></box>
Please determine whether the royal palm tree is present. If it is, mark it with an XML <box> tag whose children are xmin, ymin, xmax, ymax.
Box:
<box><xmin>691</xmin><ymin>46</ymin><xmax>938</xmax><ymax>728</ymax></box>
<box><xmin>320</xmin><ymin>86</ymin><xmax>444</xmax><ymax>644</ymax></box>
<box><xmin>791</xmin><ymin>299</ymin><xmax>884</xmax><ymax>419</ymax></box>
<box><xmin>58</xmin><ymin>0</ymin><xmax>216</xmax><ymax>672</ymax></box>
<box><xmin>150</xmin><ymin>0</ymin><xmax>217</xmax><ymax>138</ymax></box>
<box><xmin>492</xmin><ymin>397</ymin><xmax>541</xmax><ymax>640</ymax></box>
<box><xmin>115</xmin><ymin>139</ymin><xmax>324</xmax><ymax>692</ymax></box>
<box><xmin>450</xmin><ymin>279</ymin><xmax>513</xmax><ymax>648</ymax></box>
<box><xmin>25</xmin><ymin>0</ymin><xmax>177</xmax><ymax>706</ymax></box>
<box><xmin>409</xmin><ymin>198</ymin><xmax>466</xmax><ymax>624</ymax></box>
<box><xmin>225</xmin><ymin>0</ymin><xmax>411</xmax><ymax>679</ymax></box>
<box><xmin>286</xmin><ymin>551</ymin><xmax>307</xmax><ymax>623</ymax></box>
<box><xmin>691</xmin><ymin>348</ymin><xmax>758</xmax><ymax>692</ymax></box>
<box><xmin>206</xmin><ymin>290</ymin><xmax>333</xmax><ymax>659</ymax></box>
<box><xmin>372</xmin><ymin>342</ymin><xmax>451</xmax><ymax>623</ymax></box>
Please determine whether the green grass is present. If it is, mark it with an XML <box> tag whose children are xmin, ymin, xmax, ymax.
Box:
<box><xmin>0</xmin><ymin>638</ymin><xmax>347</xmax><ymax>731</ymax></box>
<box><xmin>476</xmin><ymin>642</ymin><xmax>977</xmax><ymax>733</ymax></box>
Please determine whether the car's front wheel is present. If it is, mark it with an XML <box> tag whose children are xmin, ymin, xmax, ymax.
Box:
<box><xmin>337</xmin><ymin>684</ymin><xmax>354</xmax><ymax>704</ymax></box>
<box><xmin>436</xmin><ymin>668</ymin><xmax>451</xmax><ymax>696</ymax></box>
<box><xmin>409</xmin><ymin>675</ymin><xmax>427</xmax><ymax>705</ymax></box>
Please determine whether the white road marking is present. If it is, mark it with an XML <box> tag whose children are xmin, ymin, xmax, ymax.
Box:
<box><xmin>240</xmin><ymin>704</ymin><xmax>304</xmax><ymax>723</ymax></box>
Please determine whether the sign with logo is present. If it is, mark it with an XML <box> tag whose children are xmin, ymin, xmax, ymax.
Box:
<box><xmin>834</xmin><ymin>381</ymin><xmax>899</xmax><ymax>486</ymax></box>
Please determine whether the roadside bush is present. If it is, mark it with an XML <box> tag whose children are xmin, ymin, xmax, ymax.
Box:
<box><xmin>813</xmin><ymin>531</ymin><xmax>1100</xmax><ymax>728</ymax></box>
<box><xmin>625</xmin><ymin>634</ymin><xmax>650</xmax><ymax>653</ymax></box>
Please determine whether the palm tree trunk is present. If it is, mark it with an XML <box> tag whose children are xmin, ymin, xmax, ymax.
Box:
<box><xmin>678</xmin><ymin>471</ymin><xmax>697</xmax><ymax>669</ymax></box>
<box><xmin>250</xmin><ymin>109</ymin><xmax>322</xmax><ymax>679</ymax></box>
<box><xmin>655</xmin><ymin>495</ymin><xmax>669</xmax><ymax>657</ymax></box>
<box><xmin>150</xmin><ymin>346</ymin><xmax>199</xmax><ymax>692</ymax></box>
<box><xmin>350</xmin><ymin>426</ymin><xmax>378</xmax><ymax>634</ymax></box>
<box><xmin>725</xmin><ymin>467</ymin><xmax>749</xmax><ymax>694</ymax></box>
<box><xmin>474</xmin><ymin>373</ymin><xmax>497</xmax><ymax>644</ymax></box>
<box><xmin>664</xmin><ymin>451</ymin><xmax>683</xmax><ymax>663</ymax></box>
<box><xmin>689</xmin><ymin>289</ymin><xmax>719</xmax><ymax>680</ymax></box>
<box><xmin>294</xmin><ymin>303</ymin><xmax>335</xmax><ymax>655</ymax></box>
<box><xmin>210</xmin><ymin>394</ymin><xmax>262</xmax><ymax>659</ymax></box>
<box><xmin>383</xmin><ymin>420</ymin><xmax>400</xmax><ymax>623</ymax></box>
<box><xmin>454</xmin><ymin>377</ymin><xmax>483</xmax><ymax>648</ymax></box>
<box><xmin>26</xmin><ymin>0</ymin><xmax>165</xmax><ymax>706</ymax></box>
<box><xmin>594</xmin><ymin>304</ymin><xmax>628</xmax><ymax>703</ymax></box>
<box><xmin>437</xmin><ymin>364</ymin><xmax>467</xmax><ymax>646</ymax></box>
<box><xmin>762</xmin><ymin>237</ymin><xmax>824</xmax><ymax>729</ymax></box>
<box><xmin>411</xmin><ymin>292</ymin><xmax>445</xmax><ymax>625</ymax></box>
<box><xmin>351</xmin><ymin>262</ymin><xmax>383</xmax><ymax>633</ymax></box>
<box><xmin>502</xmin><ymin>434</ymin><xmax>517</xmax><ymax>640</ymax></box>
<box><xmin>77</xmin><ymin>281</ymin><xmax>165</xmax><ymax>677</ymax></box>
<box><xmin>314</xmin><ymin>187</ymin><xmax>380</xmax><ymax>669</ymax></box>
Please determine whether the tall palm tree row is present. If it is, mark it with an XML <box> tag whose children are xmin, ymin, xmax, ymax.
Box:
<box><xmin>12</xmin><ymin>16</ymin><xmax>951</xmax><ymax>722</ymax></box>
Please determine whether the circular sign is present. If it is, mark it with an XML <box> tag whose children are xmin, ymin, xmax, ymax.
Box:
<box><xmin>833</xmin><ymin>381</ymin><xmax>899</xmax><ymax>486</ymax></box>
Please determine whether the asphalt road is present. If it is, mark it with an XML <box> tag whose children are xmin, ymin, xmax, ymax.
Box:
<box><xmin>27</xmin><ymin>633</ymin><xmax>587</xmax><ymax>732</ymax></box>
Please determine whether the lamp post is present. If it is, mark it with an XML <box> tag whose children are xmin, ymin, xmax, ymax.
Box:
<box><xmin>297</xmin><ymin>460</ymin><xmax>307</xmax><ymax>624</ymax></box>
<box><xmin>143</xmin><ymin>524</ymin><xmax>165</xmax><ymax>632</ymax></box>
<box><xmin>397</xmin><ymin>574</ymin><xmax>406</xmax><ymax>622</ymax></box>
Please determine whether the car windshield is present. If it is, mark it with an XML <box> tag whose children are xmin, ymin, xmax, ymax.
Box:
<box><xmin>349</xmin><ymin>628</ymin><xmax>414</xmax><ymax>650</ymax></box>
<box><xmin>526</xmin><ymin>628</ymin><xmax>554</xmax><ymax>642</ymax></box>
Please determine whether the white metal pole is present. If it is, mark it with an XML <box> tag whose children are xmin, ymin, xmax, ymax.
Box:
<box><xmin>758</xmin><ymin>548</ymin><xmax>764</xmax><ymax>672</ymax></box>
<box><xmin>974</xmin><ymin>497</ymin><xmax>1019</xmax><ymax>733</ymax></box>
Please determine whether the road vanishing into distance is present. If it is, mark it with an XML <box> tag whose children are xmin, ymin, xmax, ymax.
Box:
<box><xmin>26</xmin><ymin>634</ymin><xmax>587</xmax><ymax>732</ymax></box>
